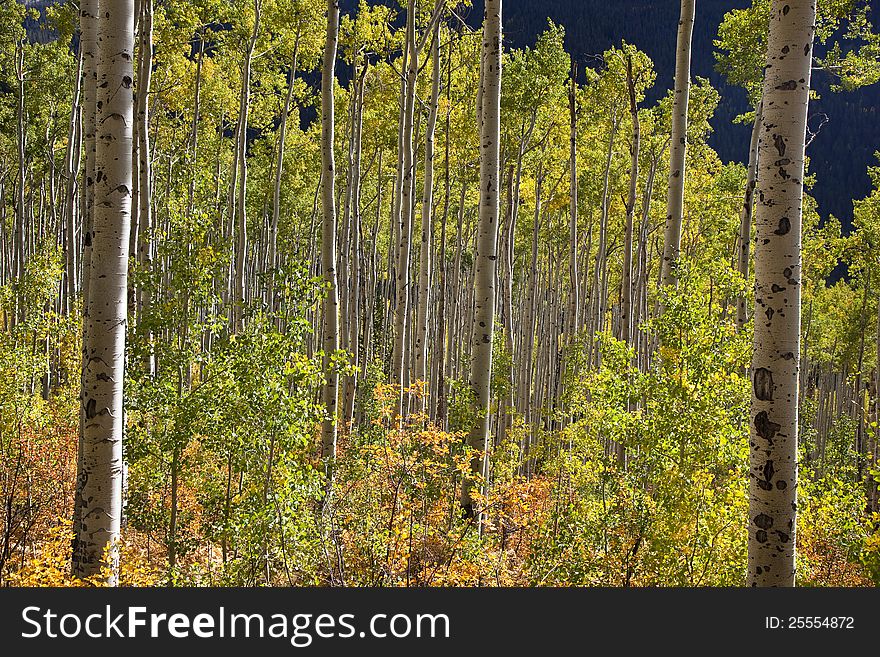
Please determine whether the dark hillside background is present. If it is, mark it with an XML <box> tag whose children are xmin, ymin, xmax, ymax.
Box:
<box><xmin>453</xmin><ymin>0</ymin><xmax>880</xmax><ymax>234</ymax></box>
<box><xmin>24</xmin><ymin>0</ymin><xmax>880</xmax><ymax>232</ymax></box>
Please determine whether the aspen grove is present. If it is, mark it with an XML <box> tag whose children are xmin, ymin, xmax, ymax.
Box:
<box><xmin>1</xmin><ymin>0</ymin><xmax>879</xmax><ymax>587</ymax></box>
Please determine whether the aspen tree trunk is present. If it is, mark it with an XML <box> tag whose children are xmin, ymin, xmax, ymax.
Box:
<box><xmin>14</xmin><ymin>38</ymin><xmax>26</xmax><ymax>324</ymax></box>
<box><xmin>391</xmin><ymin>0</ymin><xmax>417</xmax><ymax>419</ymax></box>
<box><xmin>462</xmin><ymin>0</ymin><xmax>501</xmax><ymax>522</ymax></box>
<box><xmin>187</xmin><ymin>31</ymin><xmax>204</xmax><ymax>215</ymax></box>
<box><xmin>339</xmin><ymin>60</ymin><xmax>357</xmax><ymax>358</ymax></box>
<box><xmin>232</xmin><ymin>0</ymin><xmax>261</xmax><ymax>331</ymax></box>
<box><xmin>344</xmin><ymin>63</ymin><xmax>366</xmax><ymax>425</ymax></box>
<box><xmin>621</xmin><ymin>55</ymin><xmax>640</xmax><ymax>348</ymax></box>
<box><xmin>567</xmin><ymin>66</ymin><xmax>579</xmax><ymax>342</ymax></box>
<box><xmin>73</xmin><ymin>0</ymin><xmax>135</xmax><ymax>584</ymax></box>
<box><xmin>270</xmin><ymin>32</ymin><xmax>300</xmax><ymax>314</ymax></box>
<box><xmin>591</xmin><ymin>119</ymin><xmax>618</xmax><ymax>354</ymax></box>
<box><xmin>748</xmin><ymin>0</ymin><xmax>816</xmax><ymax>588</ymax></box>
<box><xmin>435</xmin><ymin>46</ymin><xmax>453</xmax><ymax>425</ymax></box>
<box><xmin>870</xmin><ymin>297</ymin><xmax>880</xmax><ymax>513</ymax></box>
<box><xmin>320</xmin><ymin>0</ymin><xmax>341</xmax><ymax>462</ymax></box>
<box><xmin>136</xmin><ymin>0</ymin><xmax>155</xmax><ymax>376</ymax></box>
<box><xmin>659</xmin><ymin>0</ymin><xmax>695</xmax><ymax>291</ymax></box>
<box><xmin>520</xmin><ymin>167</ymin><xmax>542</xmax><ymax>422</ymax></box>
<box><xmin>414</xmin><ymin>24</ymin><xmax>441</xmax><ymax>407</ymax></box>
<box><xmin>737</xmin><ymin>101</ymin><xmax>763</xmax><ymax>332</ymax></box>
<box><xmin>62</xmin><ymin>49</ymin><xmax>83</xmax><ymax>312</ymax></box>
<box><xmin>854</xmin><ymin>272</ymin><xmax>869</xmax><ymax>481</ymax></box>
<box><xmin>72</xmin><ymin>0</ymin><xmax>99</xmax><ymax>571</ymax></box>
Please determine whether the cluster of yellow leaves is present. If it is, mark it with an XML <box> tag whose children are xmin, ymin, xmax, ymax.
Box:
<box><xmin>7</xmin><ymin>518</ymin><xmax>158</xmax><ymax>587</ymax></box>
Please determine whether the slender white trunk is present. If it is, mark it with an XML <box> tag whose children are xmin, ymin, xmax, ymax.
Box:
<box><xmin>659</xmin><ymin>0</ymin><xmax>695</xmax><ymax>291</ymax></box>
<box><xmin>748</xmin><ymin>0</ymin><xmax>816</xmax><ymax>588</ymax></box>
<box><xmin>737</xmin><ymin>101</ymin><xmax>763</xmax><ymax>331</ymax></box>
<box><xmin>136</xmin><ymin>0</ymin><xmax>154</xmax><ymax>376</ymax></box>
<box><xmin>621</xmin><ymin>55</ymin><xmax>640</xmax><ymax>347</ymax></box>
<box><xmin>320</xmin><ymin>0</ymin><xmax>341</xmax><ymax>461</ymax></box>
<box><xmin>568</xmin><ymin>68</ymin><xmax>579</xmax><ymax>341</ymax></box>
<box><xmin>233</xmin><ymin>0</ymin><xmax>261</xmax><ymax>330</ymax></box>
<box><xmin>414</xmin><ymin>23</ymin><xmax>441</xmax><ymax>399</ymax></box>
<box><xmin>74</xmin><ymin>0</ymin><xmax>135</xmax><ymax>584</ymax></box>
<box><xmin>462</xmin><ymin>0</ymin><xmax>502</xmax><ymax>522</ymax></box>
<box><xmin>392</xmin><ymin>0</ymin><xmax>417</xmax><ymax>419</ymax></box>
<box><xmin>270</xmin><ymin>32</ymin><xmax>300</xmax><ymax>313</ymax></box>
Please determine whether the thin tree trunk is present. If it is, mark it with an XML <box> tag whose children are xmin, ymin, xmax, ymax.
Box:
<box><xmin>435</xmin><ymin>43</ymin><xmax>453</xmax><ymax>425</ymax></box>
<box><xmin>320</xmin><ymin>0</ymin><xmax>341</xmax><ymax>463</ymax></box>
<box><xmin>232</xmin><ymin>0</ymin><xmax>261</xmax><ymax>331</ymax></box>
<box><xmin>414</xmin><ymin>22</ymin><xmax>441</xmax><ymax>407</ymax></box>
<box><xmin>737</xmin><ymin>100</ymin><xmax>763</xmax><ymax>332</ymax></box>
<box><xmin>568</xmin><ymin>65</ymin><xmax>579</xmax><ymax>341</ymax></box>
<box><xmin>269</xmin><ymin>31</ymin><xmax>301</xmax><ymax>313</ymax></box>
<box><xmin>659</xmin><ymin>0</ymin><xmax>695</xmax><ymax>292</ymax></box>
<box><xmin>462</xmin><ymin>0</ymin><xmax>502</xmax><ymax>524</ymax></box>
<box><xmin>621</xmin><ymin>54</ymin><xmax>640</xmax><ymax>348</ymax></box>
<box><xmin>136</xmin><ymin>0</ymin><xmax>155</xmax><ymax>376</ymax></box>
<box><xmin>392</xmin><ymin>0</ymin><xmax>418</xmax><ymax>419</ymax></box>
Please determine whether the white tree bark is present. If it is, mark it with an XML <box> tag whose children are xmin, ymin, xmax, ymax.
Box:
<box><xmin>621</xmin><ymin>54</ymin><xmax>640</xmax><ymax>348</ymax></box>
<box><xmin>74</xmin><ymin>0</ymin><xmax>135</xmax><ymax>584</ymax></box>
<box><xmin>659</xmin><ymin>0</ymin><xmax>695</xmax><ymax>291</ymax></box>
<box><xmin>73</xmin><ymin>0</ymin><xmax>99</xmax><ymax>571</ymax></box>
<box><xmin>136</xmin><ymin>0</ymin><xmax>154</xmax><ymax>376</ymax></box>
<box><xmin>462</xmin><ymin>0</ymin><xmax>502</xmax><ymax>522</ymax></box>
<box><xmin>320</xmin><ymin>0</ymin><xmax>341</xmax><ymax>461</ymax></box>
<box><xmin>414</xmin><ymin>22</ymin><xmax>441</xmax><ymax>402</ymax></box>
<box><xmin>391</xmin><ymin>0</ymin><xmax>417</xmax><ymax>420</ymax></box>
<box><xmin>737</xmin><ymin>101</ymin><xmax>763</xmax><ymax>332</ymax></box>
<box><xmin>567</xmin><ymin>68</ymin><xmax>579</xmax><ymax>341</ymax></box>
<box><xmin>232</xmin><ymin>0</ymin><xmax>261</xmax><ymax>331</ymax></box>
<box><xmin>270</xmin><ymin>32</ymin><xmax>300</xmax><ymax>314</ymax></box>
<box><xmin>748</xmin><ymin>0</ymin><xmax>816</xmax><ymax>588</ymax></box>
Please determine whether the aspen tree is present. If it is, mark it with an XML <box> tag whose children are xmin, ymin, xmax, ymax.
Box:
<box><xmin>270</xmin><ymin>29</ymin><xmax>301</xmax><ymax>314</ymax></box>
<box><xmin>462</xmin><ymin>0</ymin><xmax>501</xmax><ymax>522</ymax></box>
<box><xmin>391</xmin><ymin>0</ymin><xmax>417</xmax><ymax>420</ymax></box>
<box><xmin>414</xmin><ymin>19</ymin><xmax>441</xmax><ymax>404</ymax></box>
<box><xmin>73</xmin><ymin>0</ymin><xmax>135</xmax><ymax>583</ymax></box>
<box><xmin>748</xmin><ymin>0</ymin><xmax>816</xmax><ymax>588</ymax></box>
<box><xmin>232</xmin><ymin>0</ymin><xmax>261</xmax><ymax>331</ymax></box>
<box><xmin>621</xmin><ymin>53</ymin><xmax>640</xmax><ymax>348</ymax></box>
<box><xmin>72</xmin><ymin>0</ymin><xmax>98</xmax><ymax>568</ymax></box>
<box><xmin>567</xmin><ymin>63</ymin><xmax>579</xmax><ymax>341</ymax></box>
<box><xmin>737</xmin><ymin>101</ymin><xmax>763</xmax><ymax>332</ymax></box>
<box><xmin>659</xmin><ymin>0</ymin><xmax>695</xmax><ymax>291</ymax></box>
<box><xmin>320</xmin><ymin>0</ymin><xmax>341</xmax><ymax>462</ymax></box>
<box><xmin>135</xmin><ymin>0</ymin><xmax>154</xmax><ymax>376</ymax></box>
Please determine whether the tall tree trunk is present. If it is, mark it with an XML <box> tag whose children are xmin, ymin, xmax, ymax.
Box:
<box><xmin>748</xmin><ymin>0</ymin><xmax>816</xmax><ymax>588</ymax></box>
<box><xmin>73</xmin><ymin>0</ymin><xmax>135</xmax><ymax>584</ymax></box>
<box><xmin>14</xmin><ymin>38</ymin><xmax>26</xmax><ymax>325</ymax></box>
<box><xmin>232</xmin><ymin>0</ymin><xmax>261</xmax><ymax>331</ymax></box>
<box><xmin>659</xmin><ymin>0</ymin><xmax>695</xmax><ymax>292</ymax></box>
<box><xmin>136</xmin><ymin>0</ymin><xmax>155</xmax><ymax>376</ymax></box>
<box><xmin>392</xmin><ymin>0</ymin><xmax>418</xmax><ymax>419</ymax></box>
<box><xmin>320</xmin><ymin>0</ymin><xmax>341</xmax><ymax>463</ymax></box>
<box><xmin>63</xmin><ymin>49</ymin><xmax>84</xmax><ymax>313</ymax></box>
<box><xmin>414</xmin><ymin>22</ymin><xmax>441</xmax><ymax>407</ymax></box>
<box><xmin>567</xmin><ymin>65</ymin><xmax>579</xmax><ymax>342</ymax></box>
<box><xmin>462</xmin><ymin>0</ymin><xmax>502</xmax><ymax>524</ymax></box>
<box><xmin>435</xmin><ymin>43</ymin><xmax>453</xmax><ymax>425</ymax></box>
<box><xmin>269</xmin><ymin>30</ymin><xmax>301</xmax><ymax>314</ymax></box>
<box><xmin>621</xmin><ymin>54</ymin><xmax>640</xmax><ymax>348</ymax></box>
<box><xmin>737</xmin><ymin>101</ymin><xmax>763</xmax><ymax>332</ymax></box>
<box><xmin>344</xmin><ymin>61</ymin><xmax>366</xmax><ymax>425</ymax></box>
